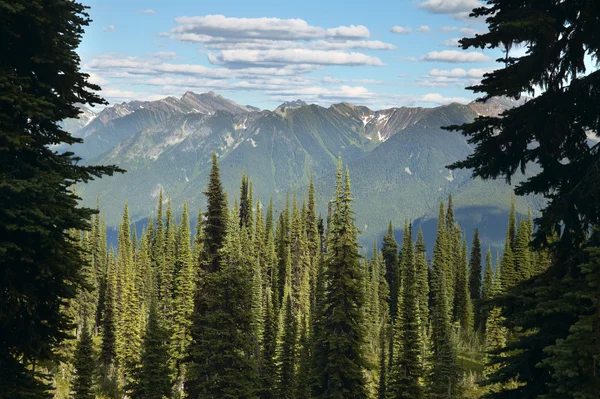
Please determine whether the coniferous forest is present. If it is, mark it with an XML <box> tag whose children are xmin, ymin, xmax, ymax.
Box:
<box><xmin>1</xmin><ymin>1</ymin><xmax>600</xmax><ymax>399</ymax></box>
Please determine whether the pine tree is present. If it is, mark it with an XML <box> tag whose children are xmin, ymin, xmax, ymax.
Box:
<box><xmin>311</xmin><ymin>161</ymin><xmax>367</xmax><ymax>399</ymax></box>
<box><xmin>71</xmin><ymin>321</ymin><xmax>95</xmax><ymax>399</ymax></box>
<box><xmin>382</xmin><ymin>222</ymin><xmax>400</xmax><ymax>322</ymax></box>
<box><xmin>130</xmin><ymin>300</ymin><xmax>172</xmax><ymax>399</ymax></box>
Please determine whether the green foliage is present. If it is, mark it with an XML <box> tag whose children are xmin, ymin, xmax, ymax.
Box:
<box><xmin>310</xmin><ymin>161</ymin><xmax>367</xmax><ymax>399</ymax></box>
<box><xmin>71</xmin><ymin>323</ymin><xmax>95</xmax><ymax>399</ymax></box>
<box><xmin>185</xmin><ymin>210</ymin><xmax>258</xmax><ymax>398</ymax></box>
<box><xmin>0</xmin><ymin>1</ymin><xmax>122</xmax><ymax>397</ymax></box>
<box><xmin>382</xmin><ymin>222</ymin><xmax>400</xmax><ymax>322</ymax></box>
<box><xmin>130</xmin><ymin>301</ymin><xmax>172</xmax><ymax>399</ymax></box>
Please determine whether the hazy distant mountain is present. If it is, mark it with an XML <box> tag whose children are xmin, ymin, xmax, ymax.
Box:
<box><xmin>73</xmin><ymin>92</ymin><xmax>541</xmax><ymax>253</ymax></box>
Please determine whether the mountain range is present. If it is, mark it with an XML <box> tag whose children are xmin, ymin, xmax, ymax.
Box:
<box><xmin>64</xmin><ymin>91</ymin><xmax>546</xmax><ymax>256</ymax></box>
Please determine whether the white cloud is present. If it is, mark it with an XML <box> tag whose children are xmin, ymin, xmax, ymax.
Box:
<box><xmin>420</xmin><ymin>93</ymin><xmax>470</xmax><ymax>103</ymax></box>
<box><xmin>422</xmin><ymin>50</ymin><xmax>490</xmax><ymax>62</ymax></box>
<box><xmin>417</xmin><ymin>25</ymin><xmax>431</xmax><ymax>33</ymax></box>
<box><xmin>325</xmin><ymin>25</ymin><xmax>370</xmax><ymax>39</ymax></box>
<box><xmin>153</xmin><ymin>51</ymin><xmax>178</xmax><ymax>60</ymax></box>
<box><xmin>102</xmin><ymin>25</ymin><xmax>117</xmax><ymax>32</ymax></box>
<box><xmin>311</xmin><ymin>40</ymin><xmax>396</xmax><ymax>51</ymax></box>
<box><xmin>430</xmin><ymin>68</ymin><xmax>467</xmax><ymax>77</ymax></box>
<box><xmin>440</xmin><ymin>26</ymin><xmax>479</xmax><ymax>36</ymax></box>
<box><xmin>419</xmin><ymin>0</ymin><xmax>483</xmax><ymax>19</ymax></box>
<box><xmin>87</xmin><ymin>73</ymin><xmax>109</xmax><ymax>86</ymax></box>
<box><xmin>418</xmin><ymin>67</ymin><xmax>495</xmax><ymax>87</ymax></box>
<box><xmin>443</xmin><ymin>38</ymin><xmax>461</xmax><ymax>47</ymax></box>
<box><xmin>391</xmin><ymin>26</ymin><xmax>412</xmax><ymax>34</ymax></box>
<box><xmin>208</xmin><ymin>49</ymin><xmax>385</xmax><ymax>67</ymax></box>
<box><xmin>138</xmin><ymin>9</ymin><xmax>157</xmax><ymax>15</ymax></box>
<box><xmin>170</xmin><ymin>15</ymin><xmax>369</xmax><ymax>42</ymax></box>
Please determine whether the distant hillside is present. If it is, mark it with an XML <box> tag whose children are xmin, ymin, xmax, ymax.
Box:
<box><xmin>66</xmin><ymin>92</ymin><xmax>550</xmax><ymax>254</ymax></box>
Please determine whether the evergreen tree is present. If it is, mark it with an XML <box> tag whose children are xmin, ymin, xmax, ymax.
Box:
<box><xmin>446</xmin><ymin>5</ymin><xmax>600</xmax><ymax>394</ymax></box>
<box><xmin>277</xmin><ymin>293</ymin><xmax>297</xmax><ymax>399</ymax></box>
<box><xmin>482</xmin><ymin>249</ymin><xmax>494</xmax><ymax>302</ymax></box>
<box><xmin>130</xmin><ymin>300</ymin><xmax>172</xmax><ymax>399</ymax></box>
<box><xmin>513</xmin><ymin>219</ymin><xmax>532</xmax><ymax>282</ymax></box>
<box><xmin>260</xmin><ymin>288</ymin><xmax>278</xmax><ymax>399</ymax></box>
<box><xmin>170</xmin><ymin>201</ymin><xmax>196</xmax><ymax>393</ymax></box>
<box><xmin>382</xmin><ymin>222</ymin><xmax>400</xmax><ymax>322</ymax></box>
<box><xmin>0</xmin><ymin>2</ymin><xmax>122</xmax><ymax>396</ymax></box>
<box><xmin>468</xmin><ymin>229</ymin><xmax>482</xmax><ymax>331</ymax></box>
<box><xmin>455</xmin><ymin>238</ymin><xmax>474</xmax><ymax>337</ymax></box>
<box><xmin>239</xmin><ymin>172</ymin><xmax>251</xmax><ymax>228</ymax></box>
<box><xmin>311</xmin><ymin>161</ymin><xmax>367</xmax><ymax>399</ymax></box>
<box><xmin>203</xmin><ymin>152</ymin><xmax>228</xmax><ymax>273</ymax></box>
<box><xmin>538</xmin><ymin>242</ymin><xmax>600</xmax><ymax>399</ymax></box>
<box><xmin>499</xmin><ymin>230</ymin><xmax>517</xmax><ymax>291</ymax></box>
<box><xmin>507</xmin><ymin>197</ymin><xmax>517</xmax><ymax>251</ymax></box>
<box><xmin>389</xmin><ymin>222</ymin><xmax>423</xmax><ymax>399</ymax></box>
<box><xmin>431</xmin><ymin>202</ymin><xmax>449</xmax><ymax>323</ymax></box>
<box><xmin>430</xmin><ymin>270</ymin><xmax>461</xmax><ymax>399</ymax></box>
<box><xmin>71</xmin><ymin>322</ymin><xmax>95</xmax><ymax>399</ymax></box>
<box><xmin>186</xmin><ymin>209</ymin><xmax>258</xmax><ymax>398</ymax></box>
<box><xmin>414</xmin><ymin>228</ymin><xmax>430</xmax><ymax>364</ymax></box>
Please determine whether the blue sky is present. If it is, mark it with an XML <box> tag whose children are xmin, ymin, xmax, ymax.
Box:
<box><xmin>79</xmin><ymin>0</ymin><xmax>502</xmax><ymax>110</ymax></box>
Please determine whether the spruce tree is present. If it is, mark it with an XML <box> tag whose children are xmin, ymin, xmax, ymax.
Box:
<box><xmin>71</xmin><ymin>321</ymin><xmax>95</xmax><ymax>399</ymax></box>
<box><xmin>311</xmin><ymin>161</ymin><xmax>367</xmax><ymax>399</ymax></box>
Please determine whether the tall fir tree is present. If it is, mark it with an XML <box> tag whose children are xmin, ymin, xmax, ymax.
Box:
<box><xmin>186</xmin><ymin>209</ymin><xmax>258</xmax><ymax>398</ymax></box>
<box><xmin>468</xmin><ymin>229</ymin><xmax>483</xmax><ymax>331</ymax></box>
<box><xmin>513</xmin><ymin>219</ymin><xmax>532</xmax><ymax>282</ymax></box>
<box><xmin>277</xmin><ymin>293</ymin><xmax>297</xmax><ymax>399</ymax></box>
<box><xmin>71</xmin><ymin>321</ymin><xmax>95</xmax><ymax>399</ymax></box>
<box><xmin>389</xmin><ymin>222</ymin><xmax>424</xmax><ymax>399</ymax></box>
<box><xmin>0</xmin><ymin>2</ymin><xmax>122</xmax><ymax>396</ymax></box>
<box><xmin>311</xmin><ymin>161</ymin><xmax>367</xmax><ymax>399</ymax></box>
<box><xmin>130</xmin><ymin>300</ymin><xmax>172</xmax><ymax>399</ymax></box>
<box><xmin>382</xmin><ymin>222</ymin><xmax>400</xmax><ymax>322</ymax></box>
<box><xmin>203</xmin><ymin>152</ymin><xmax>228</xmax><ymax>273</ymax></box>
<box><xmin>170</xmin><ymin>201</ymin><xmax>196</xmax><ymax>394</ymax></box>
